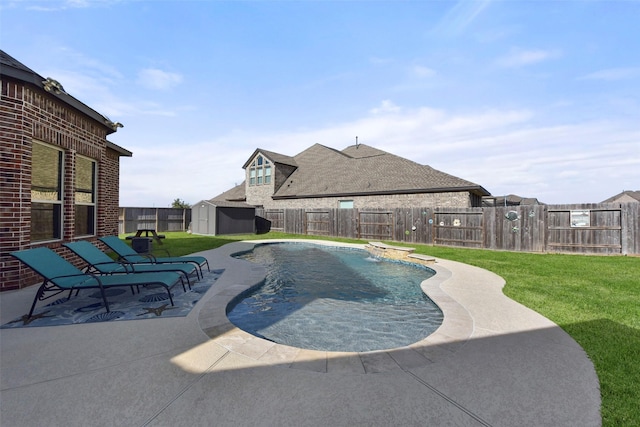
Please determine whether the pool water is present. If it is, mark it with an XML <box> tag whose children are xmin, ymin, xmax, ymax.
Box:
<box><xmin>227</xmin><ymin>243</ymin><xmax>443</xmax><ymax>352</ymax></box>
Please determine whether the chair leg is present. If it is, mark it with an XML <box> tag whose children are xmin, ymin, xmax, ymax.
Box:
<box><xmin>27</xmin><ymin>283</ymin><xmax>47</xmax><ymax>318</ymax></box>
<box><xmin>166</xmin><ymin>287</ymin><xmax>175</xmax><ymax>306</ymax></box>
<box><xmin>97</xmin><ymin>287</ymin><xmax>111</xmax><ymax>312</ymax></box>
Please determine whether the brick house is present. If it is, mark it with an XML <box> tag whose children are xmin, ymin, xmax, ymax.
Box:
<box><xmin>1</xmin><ymin>50</ymin><xmax>131</xmax><ymax>290</ymax></box>
<box><xmin>211</xmin><ymin>143</ymin><xmax>490</xmax><ymax>210</ymax></box>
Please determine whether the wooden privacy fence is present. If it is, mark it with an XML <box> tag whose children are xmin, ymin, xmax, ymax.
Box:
<box><xmin>259</xmin><ymin>202</ymin><xmax>639</xmax><ymax>255</ymax></box>
<box><xmin>118</xmin><ymin>207</ymin><xmax>191</xmax><ymax>234</ymax></box>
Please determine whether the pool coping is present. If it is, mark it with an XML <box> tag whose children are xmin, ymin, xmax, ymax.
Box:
<box><xmin>197</xmin><ymin>239</ymin><xmax>475</xmax><ymax>374</ymax></box>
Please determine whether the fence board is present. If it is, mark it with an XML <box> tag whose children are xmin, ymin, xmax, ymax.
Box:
<box><xmin>622</xmin><ymin>202</ymin><xmax>640</xmax><ymax>255</ymax></box>
<box><xmin>336</xmin><ymin>209</ymin><xmax>357</xmax><ymax>239</ymax></box>
<box><xmin>264</xmin><ymin>210</ymin><xmax>284</xmax><ymax>231</ymax></box>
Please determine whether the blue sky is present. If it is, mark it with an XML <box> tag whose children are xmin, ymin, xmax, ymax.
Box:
<box><xmin>2</xmin><ymin>0</ymin><xmax>639</xmax><ymax>206</ymax></box>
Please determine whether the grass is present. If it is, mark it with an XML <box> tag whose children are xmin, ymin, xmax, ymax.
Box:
<box><xmin>123</xmin><ymin>231</ymin><xmax>639</xmax><ymax>426</ymax></box>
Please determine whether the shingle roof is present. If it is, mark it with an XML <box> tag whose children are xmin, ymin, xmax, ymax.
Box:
<box><xmin>272</xmin><ymin>143</ymin><xmax>490</xmax><ymax>198</ymax></box>
<box><xmin>0</xmin><ymin>50</ymin><xmax>39</xmax><ymax>76</ymax></box>
<box><xmin>601</xmin><ymin>190</ymin><xmax>640</xmax><ymax>203</ymax></box>
<box><xmin>211</xmin><ymin>182</ymin><xmax>246</xmax><ymax>202</ymax></box>
<box><xmin>488</xmin><ymin>194</ymin><xmax>543</xmax><ymax>206</ymax></box>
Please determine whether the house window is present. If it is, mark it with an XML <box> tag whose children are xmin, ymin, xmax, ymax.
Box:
<box><xmin>75</xmin><ymin>155</ymin><xmax>96</xmax><ymax>236</ymax></box>
<box><xmin>339</xmin><ymin>200</ymin><xmax>354</xmax><ymax>209</ymax></box>
<box><xmin>31</xmin><ymin>142</ymin><xmax>63</xmax><ymax>242</ymax></box>
<box><xmin>264</xmin><ymin>165</ymin><xmax>271</xmax><ymax>184</ymax></box>
<box><xmin>249</xmin><ymin>155</ymin><xmax>271</xmax><ymax>186</ymax></box>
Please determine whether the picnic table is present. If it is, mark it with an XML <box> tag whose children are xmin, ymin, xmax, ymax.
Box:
<box><xmin>126</xmin><ymin>229</ymin><xmax>166</xmax><ymax>245</ymax></box>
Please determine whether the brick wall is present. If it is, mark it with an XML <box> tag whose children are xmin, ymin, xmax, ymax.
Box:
<box><xmin>261</xmin><ymin>191</ymin><xmax>473</xmax><ymax>210</ymax></box>
<box><xmin>1</xmin><ymin>76</ymin><xmax>122</xmax><ymax>290</ymax></box>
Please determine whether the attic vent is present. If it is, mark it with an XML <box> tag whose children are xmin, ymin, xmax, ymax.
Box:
<box><xmin>42</xmin><ymin>77</ymin><xmax>66</xmax><ymax>95</ymax></box>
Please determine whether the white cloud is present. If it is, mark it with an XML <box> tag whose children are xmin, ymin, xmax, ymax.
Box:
<box><xmin>579</xmin><ymin>67</ymin><xmax>640</xmax><ymax>81</ymax></box>
<box><xmin>370</xmin><ymin>100</ymin><xmax>401</xmax><ymax>115</ymax></box>
<box><xmin>137</xmin><ymin>68</ymin><xmax>183</xmax><ymax>90</ymax></box>
<box><xmin>496</xmin><ymin>48</ymin><xmax>562</xmax><ymax>68</ymax></box>
<box><xmin>411</xmin><ymin>65</ymin><xmax>436</xmax><ymax>78</ymax></box>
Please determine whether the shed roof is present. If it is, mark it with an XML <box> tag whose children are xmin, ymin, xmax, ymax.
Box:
<box><xmin>199</xmin><ymin>199</ymin><xmax>255</xmax><ymax>208</ymax></box>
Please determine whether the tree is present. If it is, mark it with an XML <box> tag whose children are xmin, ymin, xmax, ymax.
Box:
<box><xmin>171</xmin><ymin>198</ymin><xmax>191</xmax><ymax>209</ymax></box>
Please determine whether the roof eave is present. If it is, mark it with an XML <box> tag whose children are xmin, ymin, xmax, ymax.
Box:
<box><xmin>107</xmin><ymin>141</ymin><xmax>132</xmax><ymax>157</ymax></box>
<box><xmin>273</xmin><ymin>186</ymin><xmax>491</xmax><ymax>200</ymax></box>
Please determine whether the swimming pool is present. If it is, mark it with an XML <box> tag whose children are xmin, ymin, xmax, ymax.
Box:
<box><xmin>227</xmin><ymin>242</ymin><xmax>443</xmax><ymax>352</ymax></box>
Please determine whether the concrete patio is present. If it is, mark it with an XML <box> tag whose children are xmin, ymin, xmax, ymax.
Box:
<box><xmin>0</xmin><ymin>240</ymin><xmax>601</xmax><ymax>426</ymax></box>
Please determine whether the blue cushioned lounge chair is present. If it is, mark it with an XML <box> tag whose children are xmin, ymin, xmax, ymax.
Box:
<box><xmin>63</xmin><ymin>241</ymin><xmax>198</xmax><ymax>288</ymax></box>
<box><xmin>10</xmin><ymin>247</ymin><xmax>184</xmax><ymax>319</ymax></box>
<box><xmin>99</xmin><ymin>236</ymin><xmax>210</xmax><ymax>276</ymax></box>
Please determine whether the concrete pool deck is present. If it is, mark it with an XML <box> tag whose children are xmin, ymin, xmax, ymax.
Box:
<box><xmin>0</xmin><ymin>239</ymin><xmax>601</xmax><ymax>426</ymax></box>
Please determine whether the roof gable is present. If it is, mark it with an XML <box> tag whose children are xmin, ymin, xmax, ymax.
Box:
<box><xmin>242</xmin><ymin>148</ymin><xmax>297</xmax><ymax>169</ymax></box>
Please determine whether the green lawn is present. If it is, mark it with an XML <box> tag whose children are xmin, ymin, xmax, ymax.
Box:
<box><xmin>122</xmin><ymin>231</ymin><xmax>640</xmax><ymax>426</ymax></box>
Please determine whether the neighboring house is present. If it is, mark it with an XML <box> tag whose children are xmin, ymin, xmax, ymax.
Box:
<box><xmin>601</xmin><ymin>190</ymin><xmax>640</xmax><ymax>204</ymax></box>
<box><xmin>210</xmin><ymin>143</ymin><xmax>490</xmax><ymax>210</ymax></box>
<box><xmin>483</xmin><ymin>194</ymin><xmax>544</xmax><ymax>207</ymax></box>
<box><xmin>0</xmin><ymin>50</ymin><xmax>131</xmax><ymax>290</ymax></box>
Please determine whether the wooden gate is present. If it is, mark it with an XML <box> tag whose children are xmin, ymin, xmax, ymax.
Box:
<box><xmin>547</xmin><ymin>204</ymin><xmax>623</xmax><ymax>254</ymax></box>
<box><xmin>305</xmin><ymin>210</ymin><xmax>331</xmax><ymax>236</ymax></box>
<box><xmin>433</xmin><ymin>209</ymin><xmax>484</xmax><ymax>248</ymax></box>
<box><xmin>357</xmin><ymin>211</ymin><xmax>393</xmax><ymax>240</ymax></box>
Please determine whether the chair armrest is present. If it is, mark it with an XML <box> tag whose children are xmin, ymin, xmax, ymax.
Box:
<box><xmin>120</xmin><ymin>253</ymin><xmax>157</xmax><ymax>263</ymax></box>
<box><xmin>153</xmin><ymin>248</ymin><xmax>172</xmax><ymax>257</ymax></box>
<box><xmin>50</xmin><ymin>272</ymin><xmax>104</xmax><ymax>286</ymax></box>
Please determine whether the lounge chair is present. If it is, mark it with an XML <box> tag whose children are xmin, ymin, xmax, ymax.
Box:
<box><xmin>99</xmin><ymin>236</ymin><xmax>210</xmax><ymax>276</ymax></box>
<box><xmin>10</xmin><ymin>247</ymin><xmax>184</xmax><ymax>318</ymax></box>
<box><xmin>63</xmin><ymin>241</ymin><xmax>198</xmax><ymax>288</ymax></box>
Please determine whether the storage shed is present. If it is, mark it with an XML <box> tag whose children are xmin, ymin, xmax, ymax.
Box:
<box><xmin>191</xmin><ymin>200</ymin><xmax>256</xmax><ymax>236</ymax></box>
